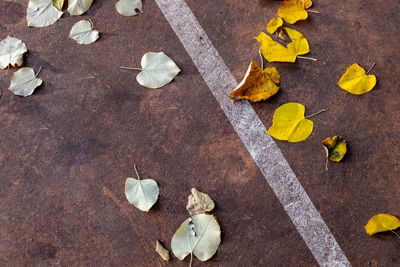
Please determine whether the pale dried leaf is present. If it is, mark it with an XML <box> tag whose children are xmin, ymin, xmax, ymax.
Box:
<box><xmin>136</xmin><ymin>52</ymin><xmax>180</xmax><ymax>89</ymax></box>
<box><xmin>186</xmin><ymin>188</ymin><xmax>215</xmax><ymax>216</ymax></box>
<box><xmin>68</xmin><ymin>0</ymin><xmax>93</xmax><ymax>15</ymax></box>
<box><xmin>0</xmin><ymin>36</ymin><xmax>27</xmax><ymax>69</ymax></box>
<box><xmin>125</xmin><ymin>177</ymin><xmax>159</xmax><ymax>212</ymax></box>
<box><xmin>115</xmin><ymin>0</ymin><xmax>143</xmax><ymax>16</ymax></box>
<box><xmin>27</xmin><ymin>0</ymin><xmax>63</xmax><ymax>28</ymax></box>
<box><xmin>53</xmin><ymin>0</ymin><xmax>64</xmax><ymax>10</ymax></box>
<box><xmin>69</xmin><ymin>20</ymin><xmax>99</xmax><ymax>45</ymax></box>
<box><xmin>8</xmin><ymin>67</ymin><xmax>42</xmax><ymax>97</ymax></box>
<box><xmin>156</xmin><ymin>240</ymin><xmax>170</xmax><ymax>261</ymax></box>
<box><xmin>171</xmin><ymin>214</ymin><xmax>221</xmax><ymax>261</ymax></box>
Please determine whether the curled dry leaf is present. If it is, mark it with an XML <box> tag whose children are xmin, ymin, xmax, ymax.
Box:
<box><xmin>156</xmin><ymin>240</ymin><xmax>170</xmax><ymax>261</ymax></box>
<box><xmin>69</xmin><ymin>20</ymin><xmax>99</xmax><ymax>45</ymax></box>
<box><xmin>301</xmin><ymin>0</ymin><xmax>313</xmax><ymax>9</ymax></box>
<box><xmin>255</xmin><ymin>27</ymin><xmax>312</xmax><ymax>63</ymax></box>
<box><xmin>116</xmin><ymin>0</ymin><xmax>143</xmax><ymax>16</ymax></box>
<box><xmin>53</xmin><ymin>0</ymin><xmax>64</xmax><ymax>10</ymax></box>
<box><xmin>186</xmin><ymin>188</ymin><xmax>215</xmax><ymax>216</ymax></box>
<box><xmin>338</xmin><ymin>63</ymin><xmax>377</xmax><ymax>95</ymax></box>
<box><xmin>277</xmin><ymin>0</ymin><xmax>308</xmax><ymax>24</ymax></box>
<box><xmin>267</xmin><ymin>102</ymin><xmax>325</xmax><ymax>142</ymax></box>
<box><xmin>171</xmin><ymin>214</ymin><xmax>221</xmax><ymax>262</ymax></box>
<box><xmin>322</xmin><ymin>136</ymin><xmax>347</xmax><ymax>162</ymax></box>
<box><xmin>27</xmin><ymin>0</ymin><xmax>63</xmax><ymax>28</ymax></box>
<box><xmin>121</xmin><ymin>52</ymin><xmax>181</xmax><ymax>89</ymax></box>
<box><xmin>68</xmin><ymin>0</ymin><xmax>93</xmax><ymax>15</ymax></box>
<box><xmin>365</xmin><ymin>214</ymin><xmax>400</xmax><ymax>235</ymax></box>
<box><xmin>8</xmin><ymin>67</ymin><xmax>43</xmax><ymax>97</ymax></box>
<box><xmin>267</xmin><ymin>17</ymin><xmax>283</xmax><ymax>35</ymax></box>
<box><xmin>230</xmin><ymin>61</ymin><xmax>280</xmax><ymax>102</ymax></box>
<box><xmin>125</xmin><ymin>165</ymin><xmax>159</xmax><ymax>212</ymax></box>
<box><xmin>0</xmin><ymin>36</ymin><xmax>27</xmax><ymax>69</ymax></box>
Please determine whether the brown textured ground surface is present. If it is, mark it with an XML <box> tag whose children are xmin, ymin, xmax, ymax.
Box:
<box><xmin>0</xmin><ymin>0</ymin><xmax>399</xmax><ymax>266</ymax></box>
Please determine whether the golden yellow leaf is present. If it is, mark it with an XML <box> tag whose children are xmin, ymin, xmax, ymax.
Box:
<box><xmin>365</xmin><ymin>214</ymin><xmax>400</xmax><ymax>235</ymax></box>
<box><xmin>230</xmin><ymin>61</ymin><xmax>280</xmax><ymax>102</ymax></box>
<box><xmin>267</xmin><ymin>17</ymin><xmax>283</xmax><ymax>34</ymax></box>
<box><xmin>338</xmin><ymin>63</ymin><xmax>377</xmax><ymax>95</ymax></box>
<box><xmin>277</xmin><ymin>0</ymin><xmax>308</xmax><ymax>24</ymax></box>
<box><xmin>284</xmin><ymin>27</ymin><xmax>310</xmax><ymax>56</ymax></box>
<box><xmin>322</xmin><ymin>136</ymin><xmax>347</xmax><ymax>162</ymax></box>
<box><xmin>266</xmin><ymin>102</ymin><xmax>314</xmax><ymax>142</ymax></box>
<box><xmin>255</xmin><ymin>32</ymin><xmax>296</xmax><ymax>63</ymax></box>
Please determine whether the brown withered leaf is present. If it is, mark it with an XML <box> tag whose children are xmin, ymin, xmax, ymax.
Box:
<box><xmin>230</xmin><ymin>61</ymin><xmax>280</xmax><ymax>102</ymax></box>
<box><xmin>155</xmin><ymin>240</ymin><xmax>170</xmax><ymax>261</ymax></box>
<box><xmin>186</xmin><ymin>188</ymin><xmax>215</xmax><ymax>216</ymax></box>
<box><xmin>322</xmin><ymin>136</ymin><xmax>347</xmax><ymax>170</ymax></box>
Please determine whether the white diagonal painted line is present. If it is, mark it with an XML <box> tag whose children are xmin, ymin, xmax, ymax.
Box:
<box><xmin>154</xmin><ymin>0</ymin><xmax>351</xmax><ymax>266</ymax></box>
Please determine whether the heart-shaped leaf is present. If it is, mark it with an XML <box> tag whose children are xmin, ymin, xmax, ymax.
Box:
<box><xmin>171</xmin><ymin>214</ymin><xmax>221</xmax><ymax>262</ymax></box>
<box><xmin>115</xmin><ymin>0</ymin><xmax>143</xmax><ymax>16</ymax></box>
<box><xmin>365</xmin><ymin>214</ymin><xmax>400</xmax><ymax>235</ymax></box>
<box><xmin>27</xmin><ymin>0</ymin><xmax>63</xmax><ymax>28</ymax></box>
<box><xmin>69</xmin><ymin>20</ymin><xmax>99</xmax><ymax>45</ymax></box>
<box><xmin>277</xmin><ymin>0</ymin><xmax>308</xmax><ymax>24</ymax></box>
<box><xmin>125</xmin><ymin>165</ymin><xmax>159</xmax><ymax>212</ymax></box>
<box><xmin>68</xmin><ymin>0</ymin><xmax>93</xmax><ymax>16</ymax></box>
<box><xmin>0</xmin><ymin>36</ymin><xmax>28</xmax><ymax>69</ymax></box>
<box><xmin>230</xmin><ymin>61</ymin><xmax>280</xmax><ymax>102</ymax></box>
<box><xmin>267</xmin><ymin>102</ymin><xmax>318</xmax><ymax>142</ymax></box>
<box><xmin>8</xmin><ymin>67</ymin><xmax>43</xmax><ymax>97</ymax></box>
<box><xmin>338</xmin><ymin>63</ymin><xmax>377</xmax><ymax>95</ymax></box>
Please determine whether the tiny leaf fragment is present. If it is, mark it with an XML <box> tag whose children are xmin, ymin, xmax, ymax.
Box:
<box><xmin>8</xmin><ymin>67</ymin><xmax>43</xmax><ymax>97</ymax></box>
<box><xmin>0</xmin><ymin>36</ymin><xmax>27</xmax><ymax>69</ymax></box>
<box><xmin>27</xmin><ymin>0</ymin><xmax>63</xmax><ymax>28</ymax></box>
<box><xmin>365</xmin><ymin>214</ymin><xmax>400</xmax><ymax>235</ymax></box>
<box><xmin>171</xmin><ymin>214</ymin><xmax>221</xmax><ymax>262</ymax></box>
<box><xmin>230</xmin><ymin>61</ymin><xmax>280</xmax><ymax>102</ymax></box>
<box><xmin>116</xmin><ymin>0</ymin><xmax>143</xmax><ymax>16</ymax></box>
<box><xmin>156</xmin><ymin>240</ymin><xmax>170</xmax><ymax>261</ymax></box>
<box><xmin>53</xmin><ymin>0</ymin><xmax>64</xmax><ymax>10</ymax></box>
<box><xmin>68</xmin><ymin>0</ymin><xmax>93</xmax><ymax>15</ymax></box>
<box><xmin>186</xmin><ymin>188</ymin><xmax>215</xmax><ymax>216</ymax></box>
<box><xmin>69</xmin><ymin>20</ymin><xmax>99</xmax><ymax>45</ymax></box>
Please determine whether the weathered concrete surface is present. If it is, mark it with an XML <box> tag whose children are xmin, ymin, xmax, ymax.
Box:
<box><xmin>0</xmin><ymin>0</ymin><xmax>399</xmax><ymax>266</ymax></box>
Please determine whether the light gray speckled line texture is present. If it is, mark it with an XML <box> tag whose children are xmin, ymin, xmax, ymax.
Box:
<box><xmin>155</xmin><ymin>0</ymin><xmax>351</xmax><ymax>266</ymax></box>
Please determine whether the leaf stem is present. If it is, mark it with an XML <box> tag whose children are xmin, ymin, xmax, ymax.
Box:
<box><xmin>297</xmin><ymin>55</ymin><xmax>318</xmax><ymax>61</ymax></box>
<box><xmin>325</xmin><ymin>158</ymin><xmax>329</xmax><ymax>171</ymax></box>
<box><xmin>189</xmin><ymin>252</ymin><xmax>193</xmax><ymax>267</ymax></box>
<box><xmin>366</xmin><ymin>62</ymin><xmax>376</xmax><ymax>75</ymax></box>
<box><xmin>307</xmin><ymin>10</ymin><xmax>320</xmax><ymax>14</ymax></box>
<box><xmin>89</xmin><ymin>18</ymin><xmax>94</xmax><ymax>29</ymax></box>
<box><xmin>134</xmin><ymin>164</ymin><xmax>141</xmax><ymax>180</ymax></box>
<box><xmin>390</xmin><ymin>230</ymin><xmax>400</xmax><ymax>240</ymax></box>
<box><xmin>258</xmin><ymin>48</ymin><xmax>263</xmax><ymax>70</ymax></box>
<box><xmin>305</xmin><ymin>108</ymin><xmax>327</xmax><ymax>118</ymax></box>
<box><xmin>120</xmin><ymin>66</ymin><xmax>143</xmax><ymax>71</ymax></box>
<box><xmin>35</xmin><ymin>66</ymin><xmax>43</xmax><ymax>77</ymax></box>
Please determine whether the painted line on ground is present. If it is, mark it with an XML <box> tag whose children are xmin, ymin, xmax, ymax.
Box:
<box><xmin>154</xmin><ymin>0</ymin><xmax>351</xmax><ymax>266</ymax></box>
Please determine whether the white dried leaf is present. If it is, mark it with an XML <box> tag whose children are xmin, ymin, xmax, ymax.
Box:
<box><xmin>69</xmin><ymin>20</ymin><xmax>99</xmax><ymax>45</ymax></box>
<box><xmin>125</xmin><ymin>167</ymin><xmax>159</xmax><ymax>212</ymax></box>
<box><xmin>27</xmin><ymin>0</ymin><xmax>63</xmax><ymax>28</ymax></box>
<box><xmin>0</xmin><ymin>36</ymin><xmax>27</xmax><ymax>69</ymax></box>
<box><xmin>155</xmin><ymin>240</ymin><xmax>170</xmax><ymax>261</ymax></box>
<box><xmin>136</xmin><ymin>52</ymin><xmax>180</xmax><ymax>89</ymax></box>
<box><xmin>8</xmin><ymin>67</ymin><xmax>43</xmax><ymax>97</ymax></box>
<box><xmin>115</xmin><ymin>0</ymin><xmax>143</xmax><ymax>16</ymax></box>
<box><xmin>68</xmin><ymin>0</ymin><xmax>93</xmax><ymax>15</ymax></box>
<box><xmin>53</xmin><ymin>0</ymin><xmax>65</xmax><ymax>11</ymax></box>
<box><xmin>186</xmin><ymin>188</ymin><xmax>215</xmax><ymax>216</ymax></box>
<box><xmin>171</xmin><ymin>214</ymin><xmax>221</xmax><ymax>262</ymax></box>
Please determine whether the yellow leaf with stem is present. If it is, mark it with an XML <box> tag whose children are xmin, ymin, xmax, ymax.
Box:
<box><xmin>267</xmin><ymin>17</ymin><xmax>283</xmax><ymax>34</ymax></box>
<box><xmin>267</xmin><ymin>102</ymin><xmax>326</xmax><ymax>142</ymax></box>
<box><xmin>230</xmin><ymin>61</ymin><xmax>280</xmax><ymax>102</ymax></box>
<box><xmin>365</xmin><ymin>214</ymin><xmax>400</xmax><ymax>236</ymax></box>
<box><xmin>338</xmin><ymin>63</ymin><xmax>377</xmax><ymax>95</ymax></box>
<box><xmin>277</xmin><ymin>0</ymin><xmax>308</xmax><ymax>24</ymax></box>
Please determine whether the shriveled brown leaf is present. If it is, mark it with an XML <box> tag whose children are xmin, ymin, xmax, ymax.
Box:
<box><xmin>156</xmin><ymin>240</ymin><xmax>170</xmax><ymax>261</ymax></box>
<box><xmin>186</xmin><ymin>188</ymin><xmax>215</xmax><ymax>216</ymax></box>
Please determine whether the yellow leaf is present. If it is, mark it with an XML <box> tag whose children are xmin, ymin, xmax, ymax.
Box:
<box><xmin>230</xmin><ymin>61</ymin><xmax>280</xmax><ymax>102</ymax></box>
<box><xmin>267</xmin><ymin>102</ymin><xmax>314</xmax><ymax>142</ymax></box>
<box><xmin>267</xmin><ymin>17</ymin><xmax>283</xmax><ymax>34</ymax></box>
<box><xmin>53</xmin><ymin>0</ymin><xmax>64</xmax><ymax>11</ymax></box>
<box><xmin>284</xmin><ymin>27</ymin><xmax>310</xmax><ymax>56</ymax></box>
<box><xmin>322</xmin><ymin>136</ymin><xmax>347</xmax><ymax>162</ymax></box>
<box><xmin>365</xmin><ymin>214</ymin><xmax>400</xmax><ymax>235</ymax></box>
<box><xmin>338</xmin><ymin>63</ymin><xmax>377</xmax><ymax>95</ymax></box>
<box><xmin>277</xmin><ymin>0</ymin><xmax>308</xmax><ymax>24</ymax></box>
<box><xmin>255</xmin><ymin>32</ymin><xmax>296</xmax><ymax>63</ymax></box>
<box><xmin>301</xmin><ymin>0</ymin><xmax>312</xmax><ymax>9</ymax></box>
